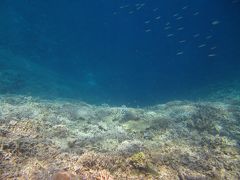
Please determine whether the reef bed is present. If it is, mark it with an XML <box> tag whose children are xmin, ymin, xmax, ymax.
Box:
<box><xmin>0</xmin><ymin>95</ymin><xmax>240</xmax><ymax>179</ymax></box>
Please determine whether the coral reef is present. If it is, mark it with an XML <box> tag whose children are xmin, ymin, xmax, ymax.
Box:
<box><xmin>187</xmin><ymin>104</ymin><xmax>225</xmax><ymax>134</ymax></box>
<box><xmin>0</xmin><ymin>95</ymin><xmax>240</xmax><ymax>179</ymax></box>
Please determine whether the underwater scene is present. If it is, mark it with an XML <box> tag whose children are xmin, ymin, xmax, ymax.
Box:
<box><xmin>0</xmin><ymin>0</ymin><xmax>240</xmax><ymax>179</ymax></box>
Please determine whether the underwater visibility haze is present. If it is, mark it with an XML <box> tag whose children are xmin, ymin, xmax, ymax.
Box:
<box><xmin>1</xmin><ymin>0</ymin><xmax>240</xmax><ymax>179</ymax></box>
<box><xmin>1</xmin><ymin>0</ymin><xmax>240</xmax><ymax>105</ymax></box>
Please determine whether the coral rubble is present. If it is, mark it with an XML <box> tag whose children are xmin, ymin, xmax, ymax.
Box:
<box><xmin>0</xmin><ymin>95</ymin><xmax>240</xmax><ymax>179</ymax></box>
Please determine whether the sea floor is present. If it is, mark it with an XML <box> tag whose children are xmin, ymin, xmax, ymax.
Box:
<box><xmin>0</xmin><ymin>95</ymin><xmax>240</xmax><ymax>179</ymax></box>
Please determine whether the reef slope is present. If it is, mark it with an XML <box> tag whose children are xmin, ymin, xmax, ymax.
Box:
<box><xmin>0</xmin><ymin>95</ymin><xmax>240</xmax><ymax>179</ymax></box>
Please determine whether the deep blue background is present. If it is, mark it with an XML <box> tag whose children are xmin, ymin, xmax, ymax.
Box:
<box><xmin>0</xmin><ymin>0</ymin><xmax>240</xmax><ymax>106</ymax></box>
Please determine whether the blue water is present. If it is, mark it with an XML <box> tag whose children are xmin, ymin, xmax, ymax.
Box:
<box><xmin>0</xmin><ymin>0</ymin><xmax>240</xmax><ymax>106</ymax></box>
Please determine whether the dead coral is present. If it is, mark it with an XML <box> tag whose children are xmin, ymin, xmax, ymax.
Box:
<box><xmin>2</xmin><ymin>137</ymin><xmax>37</xmax><ymax>156</ymax></box>
<box><xmin>118</xmin><ymin>108</ymin><xmax>142</xmax><ymax>122</ymax></box>
<box><xmin>0</xmin><ymin>95</ymin><xmax>240</xmax><ymax>179</ymax></box>
<box><xmin>150</xmin><ymin>116</ymin><xmax>172</xmax><ymax>130</ymax></box>
<box><xmin>52</xmin><ymin>171</ymin><xmax>77</xmax><ymax>180</ymax></box>
<box><xmin>129</xmin><ymin>152</ymin><xmax>158</xmax><ymax>175</ymax></box>
<box><xmin>116</xmin><ymin>140</ymin><xmax>145</xmax><ymax>155</ymax></box>
<box><xmin>187</xmin><ymin>104</ymin><xmax>224</xmax><ymax>134</ymax></box>
<box><xmin>51</xmin><ymin>124</ymin><xmax>69</xmax><ymax>138</ymax></box>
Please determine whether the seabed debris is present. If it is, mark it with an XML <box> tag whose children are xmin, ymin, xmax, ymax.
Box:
<box><xmin>0</xmin><ymin>95</ymin><xmax>240</xmax><ymax>179</ymax></box>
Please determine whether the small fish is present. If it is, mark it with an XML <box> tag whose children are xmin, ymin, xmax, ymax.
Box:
<box><xmin>145</xmin><ymin>20</ymin><xmax>151</xmax><ymax>24</ymax></box>
<box><xmin>155</xmin><ymin>16</ymin><xmax>161</xmax><ymax>20</ymax></box>
<box><xmin>164</xmin><ymin>26</ymin><xmax>171</xmax><ymax>30</ymax></box>
<box><xmin>211</xmin><ymin>46</ymin><xmax>217</xmax><ymax>50</ymax></box>
<box><xmin>173</xmin><ymin>13</ymin><xmax>179</xmax><ymax>17</ymax></box>
<box><xmin>193</xmin><ymin>12</ymin><xmax>199</xmax><ymax>16</ymax></box>
<box><xmin>153</xmin><ymin>8</ymin><xmax>159</xmax><ymax>12</ymax></box>
<box><xmin>113</xmin><ymin>12</ymin><xmax>117</xmax><ymax>15</ymax></box>
<box><xmin>212</xmin><ymin>20</ymin><xmax>220</xmax><ymax>25</ymax></box>
<box><xmin>167</xmin><ymin>34</ymin><xmax>174</xmax><ymax>37</ymax></box>
<box><xmin>177</xmin><ymin>27</ymin><xmax>184</xmax><ymax>31</ymax></box>
<box><xmin>176</xmin><ymin>51</ymin><xmax>184</xmax><ymax>55</ymax></box>
<box><xmin>136</xmin><ymin>7</ymin><xmax>142</xmax><ymax>10</ymax></box>
<box><xmin>179</xmin><ymin>40</ymin><xmax>186</xmax><ymax>43</ymax></box>
<box><xmin>182</xmin><ymin>6</ymin><xmax>188</xmax><ymax>10</ymax></box>
<box><xmin>165</xmin><ymin>22</ymin><xmax>170</xmax><ymax>26</ymax></box>
<box><xmin>176</xmin><ymin>16</ymin><xmax>183</xmax><ymax>20</ymax></box>
<box><xmin>206</xmin><ymin>35</ymin><xmax>212</xmax><ymax>39</ymax></box>
<box><xmin>198</xmin><ymin>44</ymin><xmax>206</xmax><ymax>48</ymax></box>
<box><xmin>145</xmin><ymin>29</ymin><xmax>151</xmax><ymax>32</ymax></box>
<box><xmin>135</xmin><ymin>3</ymin><xmax>144</xmax><ymax>9</ymax></box>
<box><xmin>120</xmin><ymin>5</ymin><xmax>129</xmax><ymax>9</ymax></box>
<box><xmin>208</xmin><ymin>54</ymin><xmax>216</xmax><ymax>57</ymax></box>
<box><xmin>128</xmin><ymin>11</ymin><xmax>134</xmax><ymax>14</ymax></box>
<box><xmin>193</xmin><ymin>34</ymin><xmax>200</xmax><ymax>38</ymax></box>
